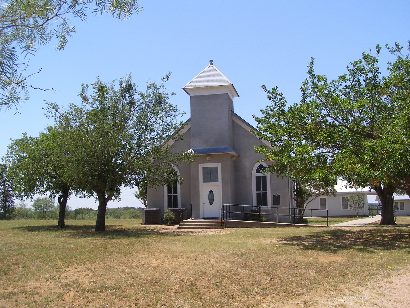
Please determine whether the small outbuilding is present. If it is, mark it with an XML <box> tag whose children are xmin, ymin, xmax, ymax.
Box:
<box><xmin>305</xmin><ymin>181</ymin><xmax>376</xmax><ymax>217</ymax></box>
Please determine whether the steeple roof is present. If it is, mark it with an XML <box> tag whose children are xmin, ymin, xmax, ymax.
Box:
<box><xmin>183</xmin><ymin>60</ymin><xmax>239</xmax><ymax>98</ymax></box>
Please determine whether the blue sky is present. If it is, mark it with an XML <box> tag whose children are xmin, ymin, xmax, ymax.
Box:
<box><xmin>1</xmin><ymin>0</ymin><xmax>409</xmax><ymax>208</ymax></box>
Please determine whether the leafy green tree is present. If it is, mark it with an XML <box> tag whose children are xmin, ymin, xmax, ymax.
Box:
<box><xmin>32</xmin><ymin>197</ymin><xmax>56</xmax><ymax>219</ymax></box>
<box><xmin>135</xmin><ymin>174</ymin><xmax>148</xmax><ymax>207</ymax></box>
<box><xmin>255</xmin><ymin>86</ymin><xmax>336</xmax><ymax>220</ymax></box>
<box><xmin>258</xmin><ymin>43</ymin><xmax>409</xmax><ymax>225</ymax></box>
<box><xmin>302</xmin><ymin>44</ymin><xmax>410</xmax><ymax>225</ymax></box>
<box><xmin>0</xmin><ymin>0</ymin><xmax>141</xmax><ymax>108</ymax></box>
<box><xmin>52</xmin><ymin>75</ymin><xmax>189</xmax><ymax>231</ymax></box>
<box><xmin>0</xmin><ymin>164</ymin><xmax>15</xmax><ymax>219</ymax></box>
<box><xmin>6</xmin><ymin>127</ymin><xmax>74</xmax><ymax>227</ymax></box>
<box><xmin>347</xmin><ymin>194</ymin><xmax>365</xmax><ymax>217</ymax></box>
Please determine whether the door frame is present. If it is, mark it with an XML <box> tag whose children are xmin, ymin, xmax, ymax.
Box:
<box><xmin>199</xmin><ymin>162</ymin><xmax>222</xmax><ymax>218</ymax></box>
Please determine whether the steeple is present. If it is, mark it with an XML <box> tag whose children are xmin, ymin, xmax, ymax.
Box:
<box><xmin>183</xmin><ymin>61</ymin><xmax>239</xmax><ymax>99</ymax></box>
<box><xmin>184</xmin><ymin>61</ymin><xmax>236</xmax><ymax>150</ymax></box>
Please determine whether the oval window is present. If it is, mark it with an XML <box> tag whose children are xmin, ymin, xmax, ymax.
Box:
<box><xmin>208</xmin><ymin>190</ymin><xmax>214</xmax><ymax>205</ymax></box>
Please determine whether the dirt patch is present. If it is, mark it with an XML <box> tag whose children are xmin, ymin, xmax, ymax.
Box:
<box><xmin>288</xmin><ymin>266</ymin><xmax>410</xmax><ymax>307</ymax></box>
<box><xmin>143</xmin><ymin>224</ymin><xmax>229</xmax><ymax>235</ymax></box>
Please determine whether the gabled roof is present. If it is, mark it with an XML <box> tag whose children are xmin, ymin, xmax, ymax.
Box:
<box><xmin>165</xmin><ymin>113</ymin><xmax>270</xmax><ymax>148</ymax></box>
<box><xmin>183</xmin><ymin>60</ymin><xmax>239</xmax><ymax>99</ymax></box>
<box><xmin>232</xmin><ymin>113</ymin><xmax>271</xmax><ymax>147</ymax></box>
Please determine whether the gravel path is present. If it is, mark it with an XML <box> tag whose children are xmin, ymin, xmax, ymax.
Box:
<box><xmin>332</xmin><ymin>215</ymin><xmax>381</xmax><ymax>227</ymax></box>
<box><xmin>304</xmin><ymin>266</ymin><xmax>410</xmax><ymax>307</ymax></box>
<box><xmin>333</xmin><ymin>268</ymin><xmax>410</xmax><ymax>307</ymax></box>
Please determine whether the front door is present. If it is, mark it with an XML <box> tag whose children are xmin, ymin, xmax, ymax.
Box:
<box><xmin>199</xmin><ymin>163</ymin><xmax>222</xmax><ymax>218</ymax></box>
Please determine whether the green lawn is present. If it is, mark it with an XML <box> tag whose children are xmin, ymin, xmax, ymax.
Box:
<box><xmin>0</xmin><ymin>219</ymin><xmax>409</xmax><ymax>307</ymax></box>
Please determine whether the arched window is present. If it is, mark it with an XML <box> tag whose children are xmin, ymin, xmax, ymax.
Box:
<box><xmin>164</xmin><ymin>167</ymin><xmax>181</xmax><ymax>210</ymax></box>
<box><xmin>167</xmin><ymin>180</ymin><xmax>179</xmax><ymax>208</ymax></box>
<box><xmin>252</xmin><ymin>163</ymin><xmax>271</xmax><ymax>207</ymax></box>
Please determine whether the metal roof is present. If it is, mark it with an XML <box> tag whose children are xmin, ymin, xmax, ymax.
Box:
<box><xmin>183</xmin><ymin>61</ymin><xmax>239</xmax><ymax>98</ymax></box>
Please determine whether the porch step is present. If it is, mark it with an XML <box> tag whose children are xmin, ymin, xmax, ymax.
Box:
<box><xmin>178</xmin><ymin>219</ymin><xmax>224</xmax><ymax>230</ymax></box>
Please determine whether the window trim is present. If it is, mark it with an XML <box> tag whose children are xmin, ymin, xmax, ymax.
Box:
<box><xmin>163</xmin><ymin>166</ymin><xmax>181</xmax><ymax>210</ymax></box>
<box><xmin>252</xmin><ymin>162</ymin><xmax>271</xmax><ymax>207</ymax></box>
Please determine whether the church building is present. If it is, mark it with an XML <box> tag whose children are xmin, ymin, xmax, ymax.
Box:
<box><xmin>146</xmin><ymin>61</ymin><xmax>292</xmax><ymax>221</ymax></box>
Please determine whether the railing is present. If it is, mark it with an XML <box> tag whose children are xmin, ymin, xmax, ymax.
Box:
<box><xmin>221</xmin><ymin>204</ymin><xmax>294</xmax><ymax>225</ymax></box>
<box><xmin>293</xmin><ymin>208</ymin><xmax>329</xmax><ymax>226</ymax></box>
<box><xmin>221</xmin><ymin>204</ymin><xmax>329</xmax><ymax>226</ymax></box>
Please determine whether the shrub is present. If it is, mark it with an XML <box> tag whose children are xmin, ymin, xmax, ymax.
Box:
<box><xmin>163</xmin><ymin>209</ymin><xmax>176</xmax><ymax>225</ymax></box>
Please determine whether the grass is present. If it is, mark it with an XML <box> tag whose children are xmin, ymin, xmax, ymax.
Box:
<box><xmin>0</xmin><ymin>219</ymin><xmax>409</xmax><ymax>307</ymax></box>
<box><xmin>304</xmin><ymin>216</ymin><xmax>362</xmax><ymax>225</ymax></box>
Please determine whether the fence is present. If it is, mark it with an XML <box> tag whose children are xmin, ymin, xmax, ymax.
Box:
<box><xmin>221</xmin><ymin>204</ymin><xmax>329</xmax><ymax>226</ymax></box>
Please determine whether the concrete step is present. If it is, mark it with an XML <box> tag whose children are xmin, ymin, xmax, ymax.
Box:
<box><xmin>178</xmin><ymin>219</ymin><xmax>223</xmax><ymax>229</ymax></box>
<box><xmin>178</xmin><ymin>225</ymin><xmax>223</xmax><ymax>230</ymax></box>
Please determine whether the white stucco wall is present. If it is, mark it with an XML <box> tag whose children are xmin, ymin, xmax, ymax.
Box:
<box><xmin>305</xmin><ymin>193</ymin><xmax>370</xmax><ymax>217</ymax></box>
<box><xmin>394</xmin><ymin>199</ymin><xmax>410</xmax><ymax>216</ymax></box>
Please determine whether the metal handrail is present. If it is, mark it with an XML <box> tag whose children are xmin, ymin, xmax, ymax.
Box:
<box><xmin>220</xmin><ymin>204</ymin><xmax>329</xmax><ymax>227</ymax></box>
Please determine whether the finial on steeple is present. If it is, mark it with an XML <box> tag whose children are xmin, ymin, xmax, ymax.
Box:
<box><xmin>209</xmin><ymin>59</ymin><xmax>214</xmax><ymax>65</ymax></box>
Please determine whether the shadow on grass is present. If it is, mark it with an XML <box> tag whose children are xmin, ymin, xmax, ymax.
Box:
<box><xmin>280</xmin><ymin>228</ymin><xmax>410</xmax><ymax>253</ymax></box>
<box><xmin>16</xmin><ymin>224</ymin><xmax>181</xmax><ymax>239</ymax></box>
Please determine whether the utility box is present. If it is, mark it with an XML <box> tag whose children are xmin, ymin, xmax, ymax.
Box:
<box><xmin>142</xmin><ymin>208</ymin><xmax>161</xmax><ymax>225</ymax></box>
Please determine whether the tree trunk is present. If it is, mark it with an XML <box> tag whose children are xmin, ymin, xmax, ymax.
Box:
<box><xmin>374</xmin><ymin>184</ymin><xmax>396</xmax><ymax>225</ymax></box>
<box><xmin>57</xmin><ymin>188</ymin><xmax>70</xmax><ymax>228</ymax></box>
<box><xmin>95</xmin><ymin>192</ymin><xmax>108</xmax><ymax>232</ymax></box>
<box><xmin>293</xmin><ymin>182</ymin><xmax>306</xmax><ymax>224</ymax></box>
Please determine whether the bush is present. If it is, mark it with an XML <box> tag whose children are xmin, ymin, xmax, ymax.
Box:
<box><xmin>71</xmin><ymin>208</ymin><xmax>97</xmax><ymax>220</ymax></box>
<box><xmin>106</xmin><ymin>207</ymin><xmax>142</xmax><ymax>219</ymax></box>
<box><xmin>12</xmin><ymin>204</ymin><xmax>35</xmax><ymax>219</ymax></box>
<box><xmin>163</xmin><ymin>209</ymin><xmax>176</xmax><ymax>225</ymax></box>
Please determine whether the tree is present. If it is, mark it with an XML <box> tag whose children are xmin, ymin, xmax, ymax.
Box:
<box><xmin>257</xmin><ymin>43</ymin><xmax>409</xmax><ymax>225</ymax></box>
<box><xmin>32</xmin><ymin>197</ymin><xmax>56</xmax><ymax>219</ymax></box>
<box><xmin>52</xmin><ymin>75</ymin><xmax>189</xmax><ymax>231</ymax></box>
<box><xmin>255</xmin><ymin>86</ymin><xmax>337</xmax><ymax>221</ymax></box>
<box><xmin>0</xmin><ymin>0</ymin><xmax>141</xmax><ymax>108</ymax></box>
<box><xmin>135</xmin><ymin>174</ymin><xmax>148</xmax><ymax>207</ymax></box>
<box><xmin>6</xmin><ymin>126</ymin><xmax>74</xmax><ymax>227</ymax></box>
<box><xmin>0</xmin><ymin>164</ymin><xmax>15</xmax><ymax>219</ymax></box>
<box><xmin>346</xmin><ymin>194</ymin><xmax>365</xmax><ymax>217</ymax></box>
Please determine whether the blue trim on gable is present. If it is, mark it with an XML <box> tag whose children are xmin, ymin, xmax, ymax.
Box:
<box><xmin>191</xmin><ymin>146</ymin><xmax>238</xmax><ymax>156</ymax></box>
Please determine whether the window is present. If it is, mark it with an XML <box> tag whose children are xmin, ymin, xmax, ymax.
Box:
<box><xmin>341</xmin><ymin>197</ymin><xmax>349</xmax><ymax>210</ymax></box>
<box><xmin>252</xmin><ymin>163</ymin><xmax>271</xmax><ymax>207</ymax></box>
<box><xmin>167</xmin><ymin>180</ymin><xmax>178</xmax><ymax>208</ymax></box>
<box><xmin>319</xmin><ymin>198</ymin><xmax>327</xmax><ymax>210</ymax></box>
<box><xmin>256</xmin><ymin>164</ymin><xmax>266</xmax><ymax>174</ymax></box>
<box><xmin>164</xmin><ymin>167</ymin><xmax>180</xmax><ymax>209</ymax></box>
<box><xmin>202</xmin><ymin>167</ymin><xmax>219</xmax><ymax>183</ymax></box>
<box><xmin>255</xmin><ymin>164</ymin><xmax>268</xmax><ymax>206</ymax></box>
<box><xmin>272</xmin><ymin>194</ymin><xmax>281</xmax><ymax>206</ymax></box>
<box><xmin>395</xmin><ymin>202</ymin><xmax>405</xmax><ymax>211</ymax></box>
